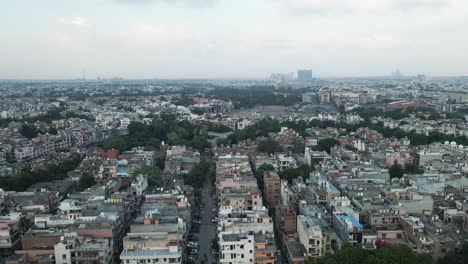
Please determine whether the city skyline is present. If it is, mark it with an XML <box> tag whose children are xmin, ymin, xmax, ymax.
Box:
<box><xmin>1</xmin><ymin>0</ymin><xmax>468</xmax><ymax>79</ymax></box>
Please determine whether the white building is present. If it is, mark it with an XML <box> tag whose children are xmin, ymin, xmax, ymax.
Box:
<box><xmin>131</xmin><ymin>174</ymin><xmax>148</xmax><ymax>196</ymax></box>
<box><xmin>219</xmin><ymin>232</ymin><xmax>255</xmax><ymax>264</ymax></box>
<box><xmin>120</xmin><ymin>246</ymin><xmax>182</xmax><ymax>264</ymax></box>
<box><xmin>276</xmin><ymin>153</ymin><xmax>297</xmax><ymax>171</ymax></box>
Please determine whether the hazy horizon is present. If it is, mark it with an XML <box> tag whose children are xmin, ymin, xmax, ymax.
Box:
<box><xmin>1</xmin><ymin>0</ymin><xmax>468</xmax><ymax>79</ymax></box>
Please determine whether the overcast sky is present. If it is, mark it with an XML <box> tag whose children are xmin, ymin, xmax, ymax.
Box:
<box><xmin>1</xmin><ymin>0</ymin><xmax>467</xmax><ymax>79</ymax></box>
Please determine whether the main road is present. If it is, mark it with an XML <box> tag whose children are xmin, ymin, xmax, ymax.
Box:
<box><xmin>196</xmin><ymin>177</ymin><xmax>217</xmax><ymax>264</ymax></box>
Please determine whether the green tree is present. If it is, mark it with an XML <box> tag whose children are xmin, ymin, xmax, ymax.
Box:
<box><xmin>438</xmin><ymin>243</ymin><xmax>468</xmax><ymax>264</ymax></box>
<box><xmin>78</xmin><ymin>173</ymin><xmax>96</xmax><ymax>190</ymax></box>
<box><xmin>317</xmin><ymin>138</ymin><xmax>340</xmax><ymax>154</ymax></box>
<box><xmin>102</xmin><ymin>137</ymin><xmax>129</xmax><ymax>152</ymax></box>
<box><xmin>290</xmin><ymin>139</ymin><xmax>306</xmax><ymax>154</ymax></box>
<box><xmin>133</xmin><ymin>166</ymin><xmax>163</xmax><ymax>187</ymax></box>
<box><xmin>389</xmin><ymin>162</ymin><xmax>404</xmax><ymax>179</ymax></box>
<box><xmin>344</xmin><ymin>144</ymin><xmax>358</xmax><ymax>152</ymax></box>
<box><xmin>305</xmin><ymin>244</ymin><xmax>431</xmax><ymax>264</ymax></box>
<box><xmin>216</xmin><ymin>138</ymin><xmax>230</xmax><ymax>147</ymax></box>
<box><xmin>279</xmin><ymin>164</ymin><xmax>311</xmax><ymax>183</ymax></box>
<box><xmin>19</xmin><ymin>124</ymin><xmax>39</xmax><ymax>139</ymax></box>
<box><xmin>404</xmin><ymin>162</ymin><xmax>424</xmax><ymax>174</ymax></box>
<box><xmin>184</xmin><ymin>162</ymin><xmax>210</xmax><ymax>188</ymax></box>
<box><xmin>257</xmin><ymin>138</ymin><xmax>283</xmax><ymax>154</ymax></box>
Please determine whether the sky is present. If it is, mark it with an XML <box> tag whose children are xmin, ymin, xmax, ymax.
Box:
<box><xmin>1</xmin><ymin>0</ymin><xmax>467</xmax><ymax>79</ymax></box>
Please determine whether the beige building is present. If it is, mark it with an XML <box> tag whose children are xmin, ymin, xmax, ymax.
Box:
<box><xmin>297</xmin><ymin>215</ymin><xmax>326</xmax><ymax>258</ymax></box>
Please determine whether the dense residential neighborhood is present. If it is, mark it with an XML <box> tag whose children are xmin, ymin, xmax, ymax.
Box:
<box><xmin>0</xmin><ymin>77</ymin><xmax>467</xmax><ymax>264</ymax></box>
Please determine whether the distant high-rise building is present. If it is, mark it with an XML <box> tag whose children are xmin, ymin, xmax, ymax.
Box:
<box><xmin>297</xmin><ymin>70</ymin><xmax>313</xmax><ymax>81</ymax></box>
<box><xmin>391</xmin><ymin>69</ymin><xmax>403</xmax><ymax>78</ymax></box>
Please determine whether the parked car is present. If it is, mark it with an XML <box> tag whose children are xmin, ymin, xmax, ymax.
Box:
<box><xmin>188</xmin><ymin>241</ymin><xmax>198</xmax><ymax>246</ymax></box>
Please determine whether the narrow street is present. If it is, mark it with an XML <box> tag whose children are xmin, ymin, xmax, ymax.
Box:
<box><xmin>196</xmin><ymin>179</ymin><xmax>217</xmax><ymax>264</ymax></box>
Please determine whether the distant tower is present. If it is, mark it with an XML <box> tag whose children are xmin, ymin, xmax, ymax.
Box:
<box><xmin>392</xmin><ymin>69</ymin><xmax>402</xmax><ymax>78</ymax></box>
<box><xmin>297</xmin><ymin>69</ymin><xmax>313</xmax><ymax>81</ymax></box>
<box><xmin>82</xmin><ymin>69</ymin><xmax>86</xmax><ymax>80</ymax></box>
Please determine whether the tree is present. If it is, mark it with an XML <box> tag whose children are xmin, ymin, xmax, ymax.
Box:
<box><xmin>305</xmin><ymin>244</ymin><xmax>431</xmax><ymax>264</ymax></box>
<box><xmin>19</xmin><ymin>124</ymin><xmax>39</xmax><ymax>139</ymax></box>
<box><xmin>389</xmin><ymin>162</ymin><xmax>404</xmax><ymax>179</ymax></box>
<box><xmin>78</xmin><ymin>173</ymin><xmax>96</xmax><ymax>190</ymax></box>
<box><xmin>438</xmin><ymin>243</ymin><xmax>468</xmax><ymax>264</ymax></box>
<box><xmin>257</xmin><ymin>138</ymin><xmax>283</xmax><ymax>154</ymax></box>
<box><xmin>290</xmin><ymin>139</ymin><xmax>306</xmax><ymax>154</ymax></box>
<box><xmin>317</xmin><ymin>138</ymin><xmax>340</xmax><ymax>154</ymax></box>
<box><xmin>102</xmin><ymin>137</ymin><xmax>129</xmax><ymax>152</ymax></box>
<box><xmin>404</xmin><ymin>162</ymin><xmax>424</xmax><ymax>174</ymax></box>
<box><xmin>208</xmin><ymin>124</ymin><xmax>232</xmax><ymax>133</ymax></box>
<box><xmin>0</xmin><ymin>155</ymin><xmax>83</xmax><ymax>191</ymax></box>
<box><xmin>344</xmin><ymin>144</ymin><xmax>358</xmax><ymax>152</ymax></box>
<box><xmin>279</xmin><ymin>164</ymin><xmax>311</xmax><ymax>183</ymax></box>
<box><xmin>184</xmin><ymin>162</ymin><xmax>210</xmax><ymax>188</ymax></box>
<box><xmin>216</xmin><ymin>138</ymin><xmax>230</xmax><ymax>147</ymax></box>
<box><xmin>133</xmin><ymin>166</ymin><xmax>163</xmax><ymax>187</ymax></box>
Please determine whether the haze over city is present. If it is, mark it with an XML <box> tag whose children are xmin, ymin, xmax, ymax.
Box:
<box><xmin>2</xmin><ymin>0</ymin><xmax>468</xmax><ymax>79</ymax></box>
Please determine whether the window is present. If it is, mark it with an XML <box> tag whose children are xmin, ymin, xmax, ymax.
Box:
<box><xmin>63</xmin><ymin>255</ymin><xmax>67</xmax><ymax>260</ymax></box>
<box><xmin>240</xmin><ymin>245</ymin><xmax>244</xmax><ymax>249</ymax></box>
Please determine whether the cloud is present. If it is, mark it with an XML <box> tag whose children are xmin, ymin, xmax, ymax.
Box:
<box><xmin>114</xmin><ymin>0</ymin><xmax>217</xmax><ymax>8</ymax></box>
<box><xmin>280</xmin><ymin>0</ymin><xmax>453</xmax><ymax>14</ymax></box>
<box><xmin>58</xmin><ymin>17</ymin><xmax>92</xmax><ymax>29</ymax></box>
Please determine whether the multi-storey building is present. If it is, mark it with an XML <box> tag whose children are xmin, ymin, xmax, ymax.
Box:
<box><xmin>297</xmin><ymin>215</ymin><xmax>326</xmax><ymax>258</ymax></box>
<box><xmin>219</xmin><ymin>232</ymin><xmax>255</xmax><ymax>264</ymax></box>
<box><xmin>263</xmin><ymin>171</ymin><xmax>281</xmax><ymax>210</ymax></box>
<box><xmin>54</xmin><ymin>235</ymin><xmax>113</xmax><ymax>264</ymax></box>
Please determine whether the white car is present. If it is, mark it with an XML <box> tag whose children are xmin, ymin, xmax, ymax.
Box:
<box><xmin>188</xmin><ymin>242</ymin><xmax>199</xmax><ymax>248</ymax></box>
<box><xmin>211</xmin><ymin>217</ymin><xmax>219</xmax><ymax>223</ymax></box>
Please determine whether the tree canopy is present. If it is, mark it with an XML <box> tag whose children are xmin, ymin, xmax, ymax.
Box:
<box><xmin>389</xmin><ymin>162</ymin><xmax>404</xmax><ymax>179</ymax></box>
<box><xmin>19</xmin><ymin>124</ymin><xmax>40</xmax><ymax>139</ymax></box>
<box><xmin>132</xmin><ymin>165</ymin><xmax>164</xmax><ymax>187</ymax></box>
<box><xmin>305</xmin><ymin>244</ymin><xmax>431</xmax><ymax>264</ymax></box>
<box><xmin>102</xmin><ymin>114</ymin><xmax>210</xmax><ymax>152</ymax></box>
<box><xmin>317</xmin><ymin>138</ymin><xmax>341</xmax><ymax>154</ymax></box>
<box><xmin>0</xmin><ymin>155</ymin><xmax>83</xmax><ymax>191</ymax></box>
<box><xmin>279</xmin><ymin>164</ymin><xmax>311</xmax><ymax>183</ymax></box>
<box><xmin>184</xmin><ymin>162</ymin><xmax>210</xmax><ymax>188</ymax></box>
<box><xmin>257</xmin><ymin>138</ymin><xmax>283</xmax><ymax>154</ymax></box>
<box><xmin>78</xmin><ymin>173</ymin><xmax>96</xmax><ymax>190</ymax></box>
